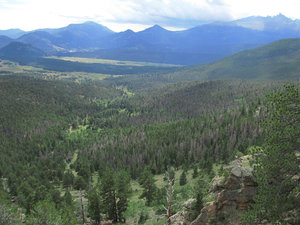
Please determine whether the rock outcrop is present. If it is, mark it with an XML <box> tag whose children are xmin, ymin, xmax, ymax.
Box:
<box><xmin>191</xmin><ymin>156</ymin><xmax>257</xmax><ymax>225</ymax></box>
<box><xmin>170</xmin><ymin>199</ymin><xmax>196</xmax><ymax>225</ymax></box>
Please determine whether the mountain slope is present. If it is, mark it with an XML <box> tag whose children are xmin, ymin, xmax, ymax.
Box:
<box><xmin>17</xmin><ymin>22</ymin><xmax>114</xmax><ymax>53</ymax></box>
<box><xmin>0</xmin><ymin>41</ymin><xmax>45</xmax><ymax>64</ymax></box>
<box><xmin>193</xmin><ymin>38</ymin><xmax>300</xmax><ymax>80</ymax></box>
<box><xmin>0</xmin><ymin>28</ymin><xmax>26</xmax><ymax>39</ymax></box>
<box><xmin>17</xmin><ymin>31</ymin><xmax>59</xmax><ymax>54</ymax></box>
<box><xmin>0</xmin><ymin>35</ymin><xmax>12</xmax><ymax>48</ymax></box>
<box><xmin>107</xmin><ymin>38</ymin><xmax>300</xmax><ymax>89</ymax></box>
<box><xmin>48</xmin><ymin>21</ymin><xmax>115</xmax><ymax>49</ymax></box>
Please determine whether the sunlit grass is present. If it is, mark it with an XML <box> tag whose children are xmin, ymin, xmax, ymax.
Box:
<box><xmin>46</xmin><ymin>56</ymin><xmax>181</xmax><ymax>67</ymax></box>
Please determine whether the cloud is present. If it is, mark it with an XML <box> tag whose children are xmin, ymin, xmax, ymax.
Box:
<box><xmin>0</xmin><ymin>0</ymin><xmax>232</xmax><ymax>30</ymax></box>
<box><xmin>101</xmin><ymin>0</ymin><xmax>233</xmax><ymax>27</ymax></box>
<box><xmin>0</xmin><ymin>0</ymin><xmax>300</xmax><ymax>31</ymax></box>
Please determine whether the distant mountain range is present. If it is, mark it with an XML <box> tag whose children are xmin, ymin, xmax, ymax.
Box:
<box><xmin>164</xmin><ymin>38</ymin><xmax>300</xmax><ymax>81</ymax></box>
<box><xmin>0</xmin><ymin>28</ymin><xmax>26</xmax><ymax>39</ymax></box>
<box><xmin>228</xmin><ymin>14</ymin><xmax>300</xmax><ymax>33</ymax></box>
<box><xmin>0</xmin><ymin>14</ymin><xmax>300</xmax><ymax>65</ymax></box>
<box><xmin>106</xmin><ymin>38</ymin><xmax>300</xmax><ymax>89</ymax></box>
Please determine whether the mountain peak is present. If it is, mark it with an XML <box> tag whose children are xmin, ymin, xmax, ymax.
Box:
<box><xmin>140</xmin><ymin>24</ymin><xmax>169</xmax><ymax>34</ymax></box>
<box><xmin>231</xmin><ymin>14</ymin><xmax>298</xmax><ymax>31</ymax></box>
<box><xmin>267</xmin><ymin>13</ymin><xmax>291</xmax><ymax>23</ymax></box>
<box><xmin>150</xmin><ymin>24</ymin><xmax>166</xmax><ymax>30</ymax></box>
<box><xmin>123</xmin><ymin>29</ymin><xmax>135</xmax><ymax>34</ymax></box>
<box><xmin>82</xmin><ymin>21</ymin><xmax>100</xmax><ymax>25</ymax></box>
<box><xmin>273</xmin><ymin>13</ymin><xmax>289</xmax><ymax>20</ymax></box>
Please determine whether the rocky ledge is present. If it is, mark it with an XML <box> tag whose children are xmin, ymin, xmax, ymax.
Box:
<box><xmin>172</xmin><ymin>156</ymin><xmax>257</xmax><ymax>225</ymax></box>
<box><xmin>191</xmin><ymin>156</ymin><xmax>257</xmax><ymax>225</ymax></box>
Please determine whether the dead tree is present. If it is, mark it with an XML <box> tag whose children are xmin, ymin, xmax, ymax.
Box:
<box><xmin>163</xmin><ymin>172</ymin><xmax>175</xmax><ymax>225</ymax></box>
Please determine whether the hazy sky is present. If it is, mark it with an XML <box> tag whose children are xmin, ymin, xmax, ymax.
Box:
<box><xmin>0</xmin><ymin>0</ymin><xmax>299</xmax><ymax>31</ymax></box>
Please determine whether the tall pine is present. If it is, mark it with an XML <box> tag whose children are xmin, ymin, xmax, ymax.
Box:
<box><xmin>115</xmin><ymin>170</ymin><xmax>131</xmax><ymax>223</ymax></box>
<box><xmin>100</xmin><ymin>169</ymin><xmax>117</xmax><ymax>222</ymax></box>
<box><xmin>244</xmin><ymin>85</ymin><xmax>300</xmax><ymax>224</ymax></box>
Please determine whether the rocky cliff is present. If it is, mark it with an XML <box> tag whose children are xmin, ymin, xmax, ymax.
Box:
<box><xmin>172</xmin><ymin>156</ymin><xmax>257</xmax><ymax>225</ymax></box>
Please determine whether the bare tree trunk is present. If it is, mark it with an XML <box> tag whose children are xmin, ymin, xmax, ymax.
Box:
<box><xmin>163</xmin><ymin>172</ymin><xmax>174</xmax><ymax>225</ymax></box>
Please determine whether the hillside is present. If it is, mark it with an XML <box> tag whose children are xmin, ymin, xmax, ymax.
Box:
<box><xmin>107</xmin><ymin>38</ymin><xmax>300</xmax><ymax>90</ymax></box>
<box><xmin>0</xmin><ymin>35</ymin><xmax>12</xmax><ymax>48</ymax></box>
<box><xmin>0</xmin><ymin>43</ymin><xmax>179</xmax><ymax>75</ymax></box>
<box><xmin>0</xmin><ymin>68</ymin><xmax>299</xmax><ymax>224</ymax></box>
<box><xmin>0</xmin><ymin>28</ymin><xmax>26</xmax><ymax>39</ymax></box>
<box><xmin>186</xmin><ymin>38</ymin><xmax>300</xmax><ymax>80</ymax></box>
<box><xmin>0</xmin><ymin>41</ymin><xmax>46</xmax><ymax>64</ymax></box>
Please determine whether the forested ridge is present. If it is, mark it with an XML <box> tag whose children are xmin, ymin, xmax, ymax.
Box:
<box><xmin>0</xmin><ymin>72</ymin><xmax>299</xmax><ymax>224</ymax></box>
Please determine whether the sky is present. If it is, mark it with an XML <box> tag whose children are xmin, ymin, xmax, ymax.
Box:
<box><xmin>0</xmin><ymin>0</ymin><xmax>300</xmax><ymax>31</ymax></box>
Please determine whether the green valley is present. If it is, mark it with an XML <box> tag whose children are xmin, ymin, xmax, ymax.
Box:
<box><xmin>0</xmin><ymin>35</ymin><xmax>299</xmax><ymax>224</ymax></box>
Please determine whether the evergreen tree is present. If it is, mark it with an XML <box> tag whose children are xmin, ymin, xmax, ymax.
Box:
<box><xmin>0</xmin><ymin>191</ymin><xmax>23</xmax><ymax>225</ymax></box>
<box><xmin>63</xmin><ymin>189</ymin><xmax>73</xmax><ymax>207</ymax></box>
<box><xmin>17</xmin><ymin>181</ymin><xmax>35</xmax><ymax>213</ymax></box>
<box><xmin>244</xmin><ymin>85</ymin><xmax>300</xmax><ymax>224</ymax></box>
<box><xmin>100</xmin><ymin>169</ymin><xmax>117</xmax><ymax>222</ymax></box>
<box><xmin>74</xmin><ymin>176</ymin><xmax>87</xmax><ymax>190</ymax></box>
<box><xmin>139</xmin><ymin>169</ymin><xmax>157</xmax><ymax>206</ymax></box>
<box><xmin>192</xmin><ymin>165</ymin><xmax>198</xmax><ymax>179</ymax></box>
<box><xmin>191</xmin><ymin>177</ymin><xmax>206</xmax><ymax>220</ymax></box>
<box><xmin>61</xmin><ymin>206</ymin><xmax>80</xmax><ymax>225</ymax></box>
<box><xmin>87</xmin><ymin>187</ymin><xmax>102</xmax><ymax>224</ymax></box>
<box><xmin>50</xmin><ymin>188</ymin><xmax>62</xmax><ymax>208</ymax></box>
<box><xmin>25</xmin><ymin>200</ymin><xmax>63</xmax><ymax>225</ymax></box>
<box><xmin>164</xmin><ymin>168</ymin><xmax>175</xmax><ymax>183</ymax></box>
<box><xmin>115</xmin><ymin>170</ymin><xmax>131</xmax><ymax>223</ymax></box>
<box><xmin>179</xmin><ymin>171</ymin><xmax>187</xmax><ymax>186</ymax></box>
<box><xmin>63</xmin><ymin>170</ymin><xmax>74</xmax><ymax>188</ymax></box>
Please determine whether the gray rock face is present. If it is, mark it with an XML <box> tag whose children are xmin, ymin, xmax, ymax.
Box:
<box><xmin>191</xmin><ymin>156</ymin><xmax>257</xmax><ymax>225</ymax></box>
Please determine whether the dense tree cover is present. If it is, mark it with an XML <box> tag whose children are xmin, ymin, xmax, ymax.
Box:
<box><xmin>87</xmin><ymin>170</ymin><xmax>131</xmax><ymax>224</ymax></box>
<box><xmin>76</xmin><ymin>103</ymin><xmax>265</xmax><ymax>178</ymax></box>
<box><xmin>0</xmin><ymin>189</ymin><xmax>23</xmax><ymax>225</ymax></box>
<box><xmin>0</xmin><ymin>72</ymin><xmax>299</xmax><ymax>223</ymax></box>
<box><xmin>0</xmin><ymin>74</ymin><xmax>122</xmax><ymax>216</ymax></box>
<box><xmin>243</xmin><ymin>85</ymin><xmax>300</xmax><ymax>224</ymax></box>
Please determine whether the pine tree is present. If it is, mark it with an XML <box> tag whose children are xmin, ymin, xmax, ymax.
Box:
<box><xmin>87</xmin><ymin>187</ymin><xmax>102</xmax><ymax>224</ymax></box>
<box><xmin>192</xmin><ymin>165</ymin><xmax>198</xmax><ymax>178</ymax></box>
<box><xmin>26</xmin><ymin>200</ymin><xmax>63</xmax><ymax>225</ymax></box>
<box><xmin>100</xmin><ymin>169</ymin><xmax>117</xmax><ymax>222</ymax></box>
<box><xmin>63</xmin><ymin>189</ymin><xmax>73</xmax><ymax>207</ymax></box>
<box><xmin>139</xmin><ymin>169</ymin><xmax>157</xmax><ymax>206</ymax></box>
<box><xmin>63</xmin><ymin>170</ymin><xmax>74</xmax><ymax>188</ymax></box>
<box><xmin>243</xmin><ymin>85</ymin><xmax>300</xmax><ymax>224</ymax></box>
<box><xmin>115</xmin><ymin>170</ymin><xmax>131</xmax><ymax>223</ymax></box>
<box><xmin>179</xmin><ymin>171</ymin><xmax>187</xmax><ymax>186</ymax></box>
<box><xmin>191</xmin><ymin>177</ymin><xmax>206</xmax><ymax>220</ymax></box>
<box><xmin>74</xmin><ymin>176</ymin><xmax>87</xmax><ymax>190</ymax></box>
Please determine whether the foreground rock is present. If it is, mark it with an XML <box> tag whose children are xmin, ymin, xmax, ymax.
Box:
<box><xmin>190</xmin><ymin>156</ymin><xmax>256</xmax><ymax>225</ymax></box>
<box><xmin>191</xmin><ymin>156</ymin><xmax>256</xmax><ymax>225</ymax></box>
